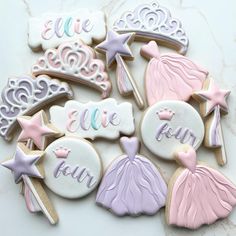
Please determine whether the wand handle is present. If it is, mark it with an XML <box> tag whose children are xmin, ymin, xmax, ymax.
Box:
<box><xmin>21</xmin><ymin>139</ymin><xmax>59</xmax><ymax>224</ymax></box>
<box><xmin>116</xmin><ymin>54</ymin><xmax>145</xmax><ymax>109</ymax></box>
<box><xmin>205</xmin><ymin>106</ymin><xmax>227</xmax><ymax>165</ymax></box>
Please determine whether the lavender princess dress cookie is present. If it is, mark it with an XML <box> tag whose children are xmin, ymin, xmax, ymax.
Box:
<box><xmin>96</xmin><ymin>136</ymin><xmax>167</xmax><ymax>216</ymax></box>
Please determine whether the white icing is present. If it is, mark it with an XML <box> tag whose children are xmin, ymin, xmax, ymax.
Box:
<box><xmin>140</xmin><ymin>101</ymin><xmax>204</xmax><ymax>160</ymax></box>
<box><xmin>44</xmin><ymin>137</ymin><xmax>102</xmax><ymax>199</ymax></box>
<box><xmin>49</xmin><ymin>98</ymin><xmax>135</xmax><ymax>140</ymax></box>
<box><xmin>28</xmin><ymin>9</ymin><xmax>106</xmax><ymax>50</ymax></box>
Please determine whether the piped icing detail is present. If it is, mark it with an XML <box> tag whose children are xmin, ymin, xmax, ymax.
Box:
<box><xmin>96</xmin><ymin>30</ymin><xmax>144</xmax><ymax>109</ymax></box>
<box><xmin>167</xmin><ymin>146</ymin><xmax>236</xmax><ymax>229</ymax></box>
<box><xmin>192</xmin><ymin>77</ymin><xmax>230</xmax><ymax>166</ymax></box>
<box><xmin>17</xmin><ymin>110</ymin><xmax>61</xmax><ymax>150</ymax></box>
<box><xmin>141</xmin><ymin>41</ymin><xmax>208</xmax><ymax>106</ymax></box>
<box><xmin>28</xmin><ymin>9</ymin><xmax>106</xmax><ymax>50</ymax></box>
<box><xmin>32</xmin><ymin>40</ymin><xmax>111</xmax><ymax>98</ymax></box>
<box><xmin>49</xmin><ymin>98</ymin><xmax>135</xmax><ymax>140</ymax></box>
<box><xmin>96</xmin><ymin>137</ymin><xmax>167</xmax><ymax>216</ymax></box>
<box><xmin>0</xmin><ymin>75</ymin><xmax>73</xmax><ymax>141</ymax></box>
<box><xmin>113</xmin><ymin>1</ymin><xmax>189</xmax><ymax>54</ymax></box>
<box><xmin>1</xmin><ymin>143</ymin><xmax>44</xmax><ymax>184</ymax></box>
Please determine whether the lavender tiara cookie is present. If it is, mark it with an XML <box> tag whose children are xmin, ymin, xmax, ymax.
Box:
<box><xmin>113</xmin><ymin>1</ymin><xmax>189</xmax><ymax>54</ymax></box>
<box><xmin>0</xmin><ymin>75</ymin><xmax>73</xmax><ymax>141</ymax></box>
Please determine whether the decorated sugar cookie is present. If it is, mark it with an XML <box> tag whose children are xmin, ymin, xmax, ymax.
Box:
<box><xmin>113</xmin><ymin>1</ymin><xmax>189</xmax><ymax>54</ymax></box>
<box><xmin>96</xmin><ymin>137</ymin><xmax>167</xmax><ymax>216</ymax></box>
<box><xmin>140</xmin><ymin>100</ymin><xmax>204</xmax><ymax>160</ymax></box>
<box><xmin>49</xmin><ymin>98</ymin><xmax>135</xmax><ymax>140</ymax></box>
<box><xmin>0</xmin><ymin>75</ymin><xmax>73</xmax><ymax>141</ymax></box>
<box><xmin>32</xmin><ymin>40</ymin><xmax>111</xmax><ymax>98</ymax></box>
<box><xmin>192</xmin><ymin>78</ymin><xmax>230</xmax><ymax>166</ymax></box>
<box><xmin>166</xmin><ymin>145</ymin><xmax>236</xmax><ymax>229</ymax></box>
<box><xmin>28</xmin><ymin>9</ymin><xmax>106</xmax><ymax>50</ymax></box>
<box><xmin>1</xmin><ymin>143</ymin><xmax>58</xmax><ymax>224</ymax></box>
<box><xmin>17</xmin><ymin>110</ymin><xmax>61</xmax><ymax>150</ymax></box>
<box><xmin>96</xmin><ymin>30</ymin><xmax>144</xmax><ymax>109</ymax></box>
<box><xmin>44</xmin><ymin>136</ymin><xmax>102</xmax><ymax>199</ymax></box>
<box><xmin>141</xmin><ymin>41</ymin><xmax>208</xmax><ymax>106</ymax></box>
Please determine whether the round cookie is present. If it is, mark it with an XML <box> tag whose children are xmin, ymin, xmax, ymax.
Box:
<box><xmin>44</xmin><ymin>136</ymin><xmax>102</xmax><ymax>199</ymax></box>
<box><xmin>140</xmin><ymin>100</ymin><xmax>204</xmax><ymax>160</ymax></box>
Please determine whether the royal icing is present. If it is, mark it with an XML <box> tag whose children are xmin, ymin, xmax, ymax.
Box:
<box><xmin>96</xmin><ymin>137</ymin><xmax>167</xmax><ymax>216</ymax></box>
<box><xmin>140</xmin><ymin>101</ymin><xmax>204</xmax><ymax>160</ymax></box>
<box><xmin>28</xmin><ymin>10</ymin><xmax>106</xmax><ymax>50</ymax></box>
<box><xmin>44</xmin><ymin>137</ymin><xmax>102</xmax><ymax>199</ymax></box>
<box><xmin>1</xmin><ymin>142</ymin><xmax>58</xmax><ymax>224</ymax></box>
<box><xmin>113</xmin><ymin>1</ymin><xmax>189</xmax><ymax>54</ymax></box>
<box><xmin>193</xmin><ymin>77</ymin><xmax>230</xmax><ymax>165</ymax></box>
<box><xmin>0</xmin><ymin>75</ymin><xmax>73</xmax><ymax>141</ymax></box>
<box><xmin>49</xmin><ymin>98</ymin><xmax>135</xmax><ymax>140</ymax></box>
<box><xmin>32</xmin><ymin>40</ymin><xmax>111</xmax><ymax>98</ymax></box>
<box><xmin>96</xmin><ymin>30</ymin><xmax>144</xmax><ymax>109</ymax></box>
<box><xmin>167</xmin><ymin>146</ymin><xmax>236</xmax><ymax>229</ymax></box>
<box><xmin>141</xmin><ymin>41</ymin><xmax>208</xmax><ymax>106</ymax></box>
<box><xmin>1</xmin><ymin>143</ymin><xmax>43</xmax><ymax>184</ymax></box>
<box><xmin>17</xmin><ymin>111</ymin><xmax>61</xmax><ymax>150</ymax></box>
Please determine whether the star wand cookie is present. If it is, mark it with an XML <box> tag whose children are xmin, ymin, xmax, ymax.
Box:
<box><xmin>1</xmin><ymin>110</ymin><xmax>61</xmax><ymax>224</ymax></box>
<box><xmin>192</xmin><ymin>78</ymin><xmax>230</xmax><ymax>166</ymax></box>
<box><xmin>96</xmin><ymin>30</ymin><xmax>144</xmax><ymax>109</ymax></box>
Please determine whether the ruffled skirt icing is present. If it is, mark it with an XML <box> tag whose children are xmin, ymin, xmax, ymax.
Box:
<box><xmin>96</xmin><ymin>155</ymin><xmax>167</xmax><ymax>216</ymax></box>
<box><xmin>168</xmin><ymin>165</ymin><xmax>236</xmax><ymax>229</ymax></box>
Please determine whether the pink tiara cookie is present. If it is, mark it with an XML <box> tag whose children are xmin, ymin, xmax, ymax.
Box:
<box><xmin>32</xmin><ymin>40</ymin><xmax>112</xmax><ymax>98</ymax></box>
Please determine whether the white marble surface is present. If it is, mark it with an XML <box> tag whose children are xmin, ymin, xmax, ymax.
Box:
<box><xmin>0</xmin><ymin>0</ymin><xmax>236</xmax><ymax>235</ymax></box>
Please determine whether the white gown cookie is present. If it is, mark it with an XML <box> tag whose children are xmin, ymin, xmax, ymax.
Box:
<box><xmin>140</xmin><ymin>100</ymin><xmax>204</xmax><ymax>160</ymax></box>
<box><xmin>44</xmin><ymin>136</ymin><xmax>102</xmax><ymax>199</ymax></box>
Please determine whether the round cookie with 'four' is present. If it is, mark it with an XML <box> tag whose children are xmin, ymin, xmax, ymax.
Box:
<box><xmin>44</xmin><ymin>136</ymin><xmax>102</xmax><ymax>199</ymax></box>
<box><xmin>140</xmin><ymin>100</ymin><xmax>204</xmax><ymax>160</ymax></box>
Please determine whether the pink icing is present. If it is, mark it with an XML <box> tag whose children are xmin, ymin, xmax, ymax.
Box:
<box><xmin>41</xmin><ymin>17</ymin><xmax>93</xmax><ymax>40</ymax></box>
<box><xmin>176</xmin><ymin>147</ymin><xmax>197</xmax><ymax>173</ymax></box>
<box><xmin>141</xmin><ymin>41</ymin><xmax>208</xmax><ymax>106</ymax></box>
<box><xmin>194</xmin><ymin>78</ymin><xmax>230</xmax><ymax>117</ymax></box>
<box><xmin>32</xmin><ymin>41</ymin><xmax>111</xmax><ymax>98</ymax></box>
<box><xmin>168</xmin><ymin>147</ymin><xmax>236</xmax><ymax>229</ymax></box>
<box><xmin>17</xmin><ymin>111</ymin><xmax>57</xmax><ymax>150</ymax></box>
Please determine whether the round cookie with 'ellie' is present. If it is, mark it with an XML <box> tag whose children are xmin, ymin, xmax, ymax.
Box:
<box><xmin>43</xmin><ymin>136</ymin><xmax>102</xmax><ymax>199</ymax></box>
<box><xmin>140</xmin><ymin>100</ymin><xmax>204</xmax><ymax>160</ymax></box>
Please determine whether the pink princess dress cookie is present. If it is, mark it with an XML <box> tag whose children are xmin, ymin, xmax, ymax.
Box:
<box><xmin>96</xmin><ymin>137</ymin><xmax>167</xmax><ymax>216</ymax></box>
<box><xmin>167</xmin><ymin>145</ymin><xmax>236</xmax><ymax>229</ymax></box>
<box><xmin>141</xmin><ymin>41</ymin><xmax>208</xmax><ymax>106</ymax></box>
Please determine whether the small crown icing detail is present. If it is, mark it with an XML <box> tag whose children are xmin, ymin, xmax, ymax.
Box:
<box><xmin>53</xmin><ymin>147</ymin><xmax>71</xmax><ymax>159</ymax></box>
<box><xmin>113</xmin><ymin>1</ymin><xmax>189</xmax><ymax>54</ymax></box>
<box><xmin>32</xmin><ymin>40</ymin><xmax>112</xmax><ymax>98</ymax></box>
<box><xmin>156</xmin><ymin>108</ymin><xmax>175</xmax><ymax>120</ymax></box>
<box><xmin>0</xmin><ymin>75</ymin><xmax>73</xmax><ymax>141</ymax></box>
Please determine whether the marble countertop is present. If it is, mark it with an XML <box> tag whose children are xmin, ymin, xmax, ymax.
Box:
<box><xmin>0</xmin><ymin>0</ymin><xmax>236</xmax><ymax>235</ymax></box>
